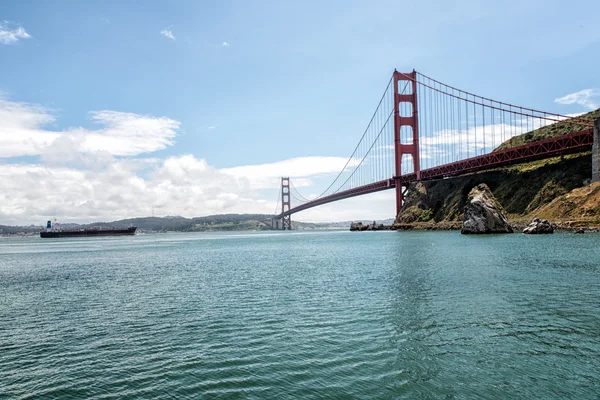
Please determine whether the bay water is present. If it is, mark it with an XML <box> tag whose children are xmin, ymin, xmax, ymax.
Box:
<box><xmin>1</xmin><ymin>231</ymin><xmax>599</xmax><ymax>399</ymax></box>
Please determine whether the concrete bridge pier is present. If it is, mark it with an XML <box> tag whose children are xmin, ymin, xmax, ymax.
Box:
<box><xmin>593</xmin><ymin>118</ymin><xmax>600</xmax><ymax>183</ymax></box>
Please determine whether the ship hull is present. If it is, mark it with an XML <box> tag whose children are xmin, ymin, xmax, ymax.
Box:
<box><xmin>40</xmin><ymin>227</ymin><xmax>137</xmax><ymax>238</ymax></box>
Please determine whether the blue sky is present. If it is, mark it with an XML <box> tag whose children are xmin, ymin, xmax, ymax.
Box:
<box><xmin>1</xmin><ymin>0</ymin><xmax>599</xmax><ymax>224</ymax></box>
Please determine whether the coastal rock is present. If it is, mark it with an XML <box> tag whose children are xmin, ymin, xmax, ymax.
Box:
<box><xmin>522</xmin><ymin>217</ymin><xmax>554</xmax><ymax>234</ymax></box>
<box><xmin>461</xmin><ymin>184</ymin><xmax>513</xmax><ymax>234</ymax></box>
<box><xmin>367</xmin><ymin>221</ymin><xmax>385</xmax><ymax>231</ymax></box>
<box><xmin>350</xmin><ymin>222</ymin><xmax>365</xmax><ymax>231</ymax></box>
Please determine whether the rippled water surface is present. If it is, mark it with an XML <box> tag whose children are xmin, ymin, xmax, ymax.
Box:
<box><xmin>1</xmin><ymin>230</ymin><xmax>599</xmax><ymax>399</ymax></box>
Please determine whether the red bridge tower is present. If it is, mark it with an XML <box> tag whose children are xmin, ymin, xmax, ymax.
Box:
<box><xmin>393</xmin><ymin>70</ymin><xmax>421</xmax><ymax>215</ymax></box>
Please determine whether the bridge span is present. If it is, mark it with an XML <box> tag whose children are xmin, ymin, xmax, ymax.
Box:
<box><xmin>274</xmin><ymin>70</ymin><xmax>597</xmax><ymax>229</ymax></box>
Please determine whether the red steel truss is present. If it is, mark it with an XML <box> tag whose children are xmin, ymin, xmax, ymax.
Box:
<box><xmin>419</xmin><ymin>128</ymin><xmax>593</xmax><ymax>180</ymax></box>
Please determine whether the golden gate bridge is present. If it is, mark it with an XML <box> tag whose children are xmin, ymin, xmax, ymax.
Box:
<box><xmin>274</xmin><ymin>70</ymin><xmax>596</xmax><ymax>230</ymax></box>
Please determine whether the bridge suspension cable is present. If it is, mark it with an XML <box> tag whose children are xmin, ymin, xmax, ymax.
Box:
<box><xmin>289</xmin><ymin>75</ymin><xmax>403</xmax><ymax>203</ymax></box>
<box><xmin>415</xmin><ymin>72</ymin><xmax>593</xmax><ymax>126</ymax></box>
<box><xmin>410</xmin><ymin>71</ymin><xmax>594</xmax><ymax>170</ymax></box>
<box><xmin>289</xmin><ymin>181</ymin><xmax>311</xmax><ymax>203</ymax></box>
<box><xmin>289</xmin><ymin>188</ymin><xmax>310</xmax><ymax>207</ymax></box>
<box><xmin>273</xmin><ymin>187</ymin><xmax>280</xmax><ymax>215</ymax></box>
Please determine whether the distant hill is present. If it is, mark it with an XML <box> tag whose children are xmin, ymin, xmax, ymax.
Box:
<box><xmin>0</xmin><ymin>224</ymin><xmax>42</xmax><ymax>235</ymax></box>
<box><xmin>72</xmin><ymin>215</ymin><xmax>392</xmax><ymax>232</ymax></box>
<box><xmin>69</xmin><ymin>214</ymin><xmax>278</xmax><ymax>232</ymax></box>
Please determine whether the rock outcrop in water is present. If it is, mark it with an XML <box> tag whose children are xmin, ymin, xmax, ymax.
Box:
<box><xmin>461</xmin><ymin>184</ymin><xmax>513</xmax><ymax>234</ymax></box>
<box><xmin>350</xmin><ymin>222</ymin><xmax>365</xmax><ymax>231</ymax></box>
<box><xmin>522</xmin><ymin>217</ymin><xmax>554</xmax><ymax>234</ymax></box>
<box><xmin>350</xmin><ymin>221</ymin><xmax>385</xmax><ymax>231</ymax></box>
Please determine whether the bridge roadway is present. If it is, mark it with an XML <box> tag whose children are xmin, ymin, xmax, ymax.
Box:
<box><xmin>276</xmin><ymin>128</ymin><xmax>594</xmax><ymax>218</ymax></box>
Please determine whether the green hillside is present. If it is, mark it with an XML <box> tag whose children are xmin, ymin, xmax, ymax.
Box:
<box><xmin>70</xmin><ymin>214</ymin><xmax>276</xmax><ymax>232</ymax></box>
<box><xmin>494</xmin><ymin>109</ymin><xmax>598</xmax><ymax>151</ymax></box>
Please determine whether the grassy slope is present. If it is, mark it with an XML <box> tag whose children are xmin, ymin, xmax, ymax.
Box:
<box><xmin>494</xmin><ymin>109</ymin><xmax>598</xmax><ymax>151</ymax></box>
<box><xmin>535</xmin><ymin>182</ymin><xmax>600</xmax><ymax>226</ymax></box>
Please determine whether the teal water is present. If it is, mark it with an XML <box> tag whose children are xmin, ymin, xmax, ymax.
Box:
<box><xmin>1</xmin><ymin>231</ymin><xmax>599</xmax><ymax>399</ymax></box>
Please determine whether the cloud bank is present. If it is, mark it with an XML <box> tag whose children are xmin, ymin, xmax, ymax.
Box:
<box><xmin>0</xmin><ymin>154</ymin><xmax>367</xmax><ymax>225</ymax></box>
<box><xmin>0</xmin><ymin>96</ymin><xmax>372</xmax><ymax>224</ymax></box>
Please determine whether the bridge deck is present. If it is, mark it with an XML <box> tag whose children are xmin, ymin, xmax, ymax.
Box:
<box><xmin>276</xmin><ymin>128</ymin><xmax>593</xmax><ymax>218</ymax></box>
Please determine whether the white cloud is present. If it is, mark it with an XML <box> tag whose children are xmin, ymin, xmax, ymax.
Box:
<box><xmin>79</xmin><ymin>111</ymin><xmax>179</xmax><ymax>156</ymax></box>
<box><xmin>0</xmin><ymin>22</ymin><xmax>31</xmax><ymax>45</ymax></box>
<box><xmin>554</xmin><ymin>89</ymin><xmax>600</xmax><ymax>110</ymax></box>
<box><xmin>221</xmin><ymin>156</ymin><xmax>356</xmax><ymax>189</ymax></box>
<box><xmin>160</xmin><ymin>29</ymin><xmax>175</xmax><ymax>40</ymax></box>
<box><xmin>222</xmin><ymin>41</ymin><xmax>229</xmax><ymax>47</ymax></box>
<box><xmin>0</xmin><ymin>98</ymin><xmax>180</xmax><ymax>158</ymax></box>
<box><xmin>0</xmin><ymin>153</ymin><xmax>371</xmax><ymax>225</ymax></box>
<box><xmin>0</xmin><ymin>157</ymin><xmax>248</xmax><ymax>224</ymax></box>
<box><xmin>208</xmin><ymin>125</ymin><xmax>216</xmax><ymax>129</ymax></box>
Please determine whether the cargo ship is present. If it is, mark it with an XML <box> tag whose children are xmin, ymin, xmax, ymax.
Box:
<box><xmin>40</xmin><ymin>220</ymin><xmax>137</xmax><ymax>238</ymax></box>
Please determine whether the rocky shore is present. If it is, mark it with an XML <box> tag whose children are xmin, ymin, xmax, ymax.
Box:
<box><xmin>350</xmin><ymin>180</ymin><xmax>600</xmax><ymax>233</ymax></box>
<box><xmin>511</xmin><ymin>221</ymin><xmax>598</xmax><ymax>233</ymax></box>
<box><xmin>350</xmin><ymin>221</ymin><xmax>599</xmax><ymax>232</ymax></box>
<box><xmin>349</xmin><ymin>220</ymin><xmax>463</xmax><ymax>231</ymax></box>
